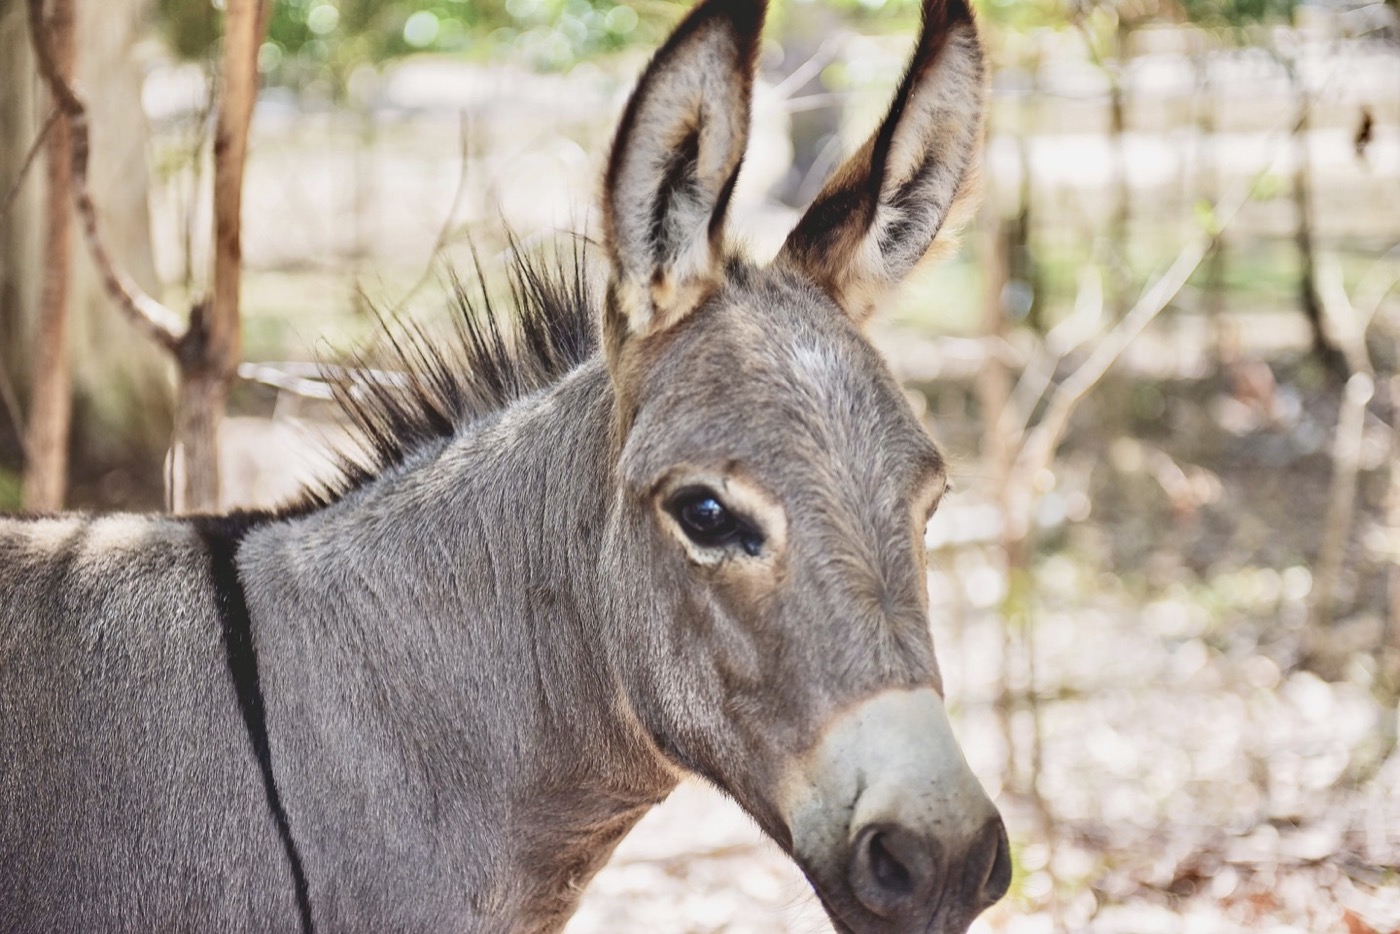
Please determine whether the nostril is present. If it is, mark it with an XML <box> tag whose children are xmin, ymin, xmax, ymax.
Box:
<box><xmin>980</xmin><ymin>817</ymin><xmax>1013</xmax><ymax>906</ymax></box>
<box><xmin>849</xmin><ymin>823</ymin><xmax>935</xmax><ymax>919</ymax></box>
<box><xmin>867</xmin><ymin>830</ymin><xmax>913</xmax><ymax>894</ymax></box>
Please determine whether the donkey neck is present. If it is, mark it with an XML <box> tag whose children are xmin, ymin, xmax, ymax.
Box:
<box><xmin>238</xmin><ymin>358</ymin><xmax>677</xmax><ymax>931</ymax></box>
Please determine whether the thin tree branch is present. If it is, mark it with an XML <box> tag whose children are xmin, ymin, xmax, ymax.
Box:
<box><xmin>771</xmin><ymin>37</ymin><xmax>841</xmax><ymax>100</ymax></box>
<box><xmin>0</xmin><ymin>106</ymin><xmax>58</xmax><ymax>230</ymax></box>
<box><xmin>390</xmin><ymin>111</ymin><xmax>472</xmax><ymax>314</ymax></box>
<box><xmin>1004</xmin><ymin>154</ymin><xmax>1267</xmax><ymax>535</ymax></box>
<box><xmin>999</xmin><ymin>264</ymin><xmax>1105</xmax><ymax>446</ymax></box>
<box><xmin>1010</xmin><ymin>240</ymin><xmax>1209</xmax><ymax>492</ymax></box>
<box><xmin>1353</xmin><ymin>242</ymin><xmax>1400</xmax><ymax>328</ymax></box>
<box><xmin>1000</xmin><ymin>51</ymin><xmax>1358</xmax><ymax>522</ymax></box>
<box><xmin>1318</xmin><ymin>252</ymin><xmax>1377</xmax><ymax>378</ymax></box>
<box><xmin>26</xmin><ymin>0</ymin><xmax>184</xmax><ymax>354</ymax></box>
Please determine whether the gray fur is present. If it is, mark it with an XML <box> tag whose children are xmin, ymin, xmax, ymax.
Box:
<box><xmin>1</xmin><ymin>1</ymin><xmax>1005</xmax><ymax>931</ymax></box>
<box><xmin>0</xmin><ymin>516</ymin><xmax>299</xmax><ymax>929</ymax></box>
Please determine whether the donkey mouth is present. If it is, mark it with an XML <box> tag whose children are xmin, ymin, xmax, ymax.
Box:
<box><xmin>779</xmin><ymin>688</ymin><xmax>1011</xmax><ymax>933</ymax></box>
<box><xmin>793</xmin><ymin>803</ymin><xmax>1011</xmax><ymax>934</ymax></box>
<box><xmin>807</xmin><ymin>868</ymin><xmax>1000</xmax><ymax>934</ymax></box>
<box><xmin>813</xmin><ymin>891</ymin><xmax>863</xmax><ymax>934</ymax></box>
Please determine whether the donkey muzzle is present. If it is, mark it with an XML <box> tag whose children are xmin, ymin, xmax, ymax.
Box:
<box><xmin>783</xmin><ymin>688</ymin><xmax>1010</xmax><ymax>933</ymax></box>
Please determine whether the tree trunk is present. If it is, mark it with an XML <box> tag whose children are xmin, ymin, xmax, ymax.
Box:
<box><xmin>3</xmin><ymin>0</ymin><xmax>171</xmax><ymax>512</ymax></box>
<box><xmin>171</xmin><ymin>333</ymin><xmax>227</xmax><ymax>513</ymax></box>
<box><xmin>171</xmin><ymin>0</ymin><xmax>264</xmax><ymax>512</ymax></box>
<box><xmin>20</xmin><ymin>0</ymin><xmax>74</xmax><ymax>511</ymax></box>
<box><xmin>0</xmin><ymin>0</ymin><xmax>41</xmax><ymax>491</ymax></box>
<box><xmin>67</xmin><ymin>0</ymin><xmax>173</xmax><ymax>502</ymax></box>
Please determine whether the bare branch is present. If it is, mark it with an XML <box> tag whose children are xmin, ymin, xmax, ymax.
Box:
<box><xmin>1353</xmin><ymin>242</ymin><xmax>1400</xmax><ymax>327</ymax></box>
<box><xmin>26</xmin><ymin>0</ymin><xmax>184</xmax><ymax>354</ymax></box>
<box><xmin>999</xmin><ymin>265</ymin><xmax>1105</xmax><ymax>446</ymax></box>
<box><xmin>1008</xmin><ymin>238</ymin><xmax>1210</xmax><ymax>505</ymax></box>
<box><xmin>1317</xmin><ymin>252</ymin><xmax>1377</xmax><ymax>377</ymax></box>
<box><xmin>0</xmin><ymin>106</ymin><xmax>58</xmax><ymax>230</ymax></box>
<box><xmin>1003</xmin><ymin>155</ymin><xmax>1267</xmax><ymax>538</ymax></box>
<box><xmin>780</xmin><ymin>93</ymin><xmax>850</xmax><ymax>115</ymax></box>
<box><xmin>391</xmin><ymin>112</ymin><xmax>472</xmax><ymax>314</ymax></box>
<box><xmin>998</xmin><ymin>49</ymin><xmax>1363</xmax><ymax>530</ymax></box>
<box><xmin>771</xmin><ymin>38</ymin><xmax>841</xmax><ymax>100</ymax></box>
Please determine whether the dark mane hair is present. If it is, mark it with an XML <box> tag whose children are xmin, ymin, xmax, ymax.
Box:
<box><xmin>299</xmin><ymin>240</ymin><xmax>600</xmax><ymax>510</ymax></box>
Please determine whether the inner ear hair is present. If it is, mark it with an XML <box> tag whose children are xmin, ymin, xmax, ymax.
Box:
<box><xmin>601</xmin><ymin>0</ymin><xmax>767</xmax><ymax>339</ymax></box>
<box><xmin>775</xmin><ymin>0</ymin><xmax>985</xmax><ymax>324</ymax></box>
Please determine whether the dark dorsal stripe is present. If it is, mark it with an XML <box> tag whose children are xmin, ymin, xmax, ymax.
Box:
<box><xmin>193</xmin><ymin>514</ymin><xmax>314</xmax><ymax>934</ymax></box>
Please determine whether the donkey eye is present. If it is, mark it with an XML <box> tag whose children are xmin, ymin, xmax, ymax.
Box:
<box><xmin>669</xmin><ymin>488</ymin><xmax>763</xmax><ymax>556</ymax></box>
<box><xmin>676</xmin><ymin>491</ymin><xmax>736</xmax><ymax>542</ymax></box>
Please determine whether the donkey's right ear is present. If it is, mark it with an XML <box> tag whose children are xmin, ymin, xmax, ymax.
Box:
<box><xmin>775</xmin><ymin>0</ymin><xmax>983</xmax><ymax>325</ymax></box>
<box><xmin>601</xmin><ymin>0</ymin><xmax>766</xmax><ymax>346</ymax></box>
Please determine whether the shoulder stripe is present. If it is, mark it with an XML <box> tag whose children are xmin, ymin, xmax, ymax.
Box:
<box><xmin>194</xmin><ymin>517</ymin><xmax>314</xmax><ymax>934</ymax></box>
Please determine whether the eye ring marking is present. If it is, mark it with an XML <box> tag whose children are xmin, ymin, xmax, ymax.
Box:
<box><xmin>668</xmin><ymin>487</ymin><xmax>765</xmax><ymax>557</ymax></box>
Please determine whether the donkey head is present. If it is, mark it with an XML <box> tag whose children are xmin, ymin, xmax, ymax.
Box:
<box><xmin>598</xmin><ymin>0</ymin><xmax>1007</xmax><ymax>930</ymax></box>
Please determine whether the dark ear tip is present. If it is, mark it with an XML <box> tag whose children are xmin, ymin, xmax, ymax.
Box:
<box><xmin>922</xmin><ymin>0</ymin><xmax>975</xmax><ymax>29</ymax></box>
<box><xmin>690</xmin><ymin>0</ymin><xmax>769</xmax><ymax>44</ymax></box>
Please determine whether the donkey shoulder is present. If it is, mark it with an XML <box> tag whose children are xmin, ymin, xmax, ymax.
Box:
<box><xmin>0</xmin><ymin>513</ymin><xmax>218</xmax><ymax>633</ymax></box>
<box><xmin>0</xmin><ymin>512</ymin><xmax>297</xmax><ymax>930</ymax></box>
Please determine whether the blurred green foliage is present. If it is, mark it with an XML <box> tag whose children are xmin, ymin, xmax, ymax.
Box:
<box><xmin>158</xmin><ymin>0</ymin><xmax>688</xmax><ymax>86</ymax></box>
<box><xmin>153</xmin><ymin>0</ymin><xmax>997</xmax><ymax>86</ymax></box>
<box><xmin>1175</xmin><ymin>0</ymin><xmax>1297</xmax><ymax>29</ymax></box>
<box><xmin>0</xmin><ymin>469</ymin><xmax>19</xmax><ymax>511</ymax></box>
<box><xmin>154</xmin><ymin>0</ymin><xmax>1302</xmax><ymax>94</ymax></box>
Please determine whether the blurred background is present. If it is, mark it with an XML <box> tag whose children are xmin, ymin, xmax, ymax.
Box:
<box><xmin>1</xmin><ymin>0</ymin><xmax>1398</xmax><ymax>930</ymax></box>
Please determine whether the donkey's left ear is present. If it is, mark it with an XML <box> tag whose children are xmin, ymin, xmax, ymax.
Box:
<box><xmin>602</xmin><ymin>0</ymin><xmax>766</xmax><ymax>341</ymax></box>
<box><xmin>776</xmin><ymin>0</ymin><xmax>984</xmax><ymax>324</ymax></box>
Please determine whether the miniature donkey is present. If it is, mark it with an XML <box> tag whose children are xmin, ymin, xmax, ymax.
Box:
<box><xmin>0</xmin><ymin>0</ymin><xmax>1007</xmax><ymax>930</ymax></box>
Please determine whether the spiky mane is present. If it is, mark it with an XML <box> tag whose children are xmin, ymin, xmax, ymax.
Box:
<box><xmin>297</xmin><ymin>241</ymin><xmax>600</xmax><ymax>511</ymax></box>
